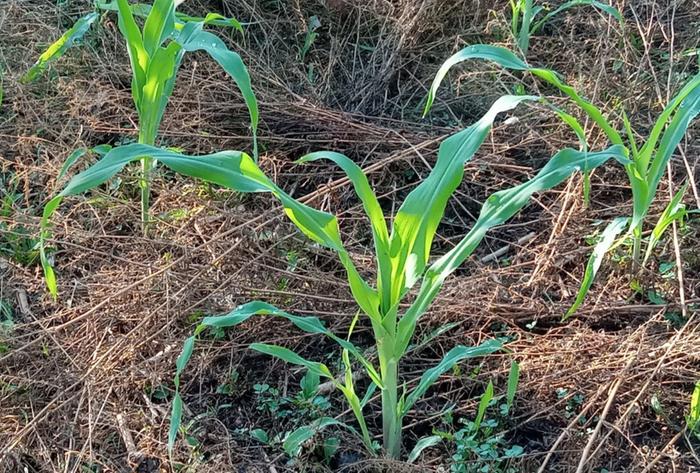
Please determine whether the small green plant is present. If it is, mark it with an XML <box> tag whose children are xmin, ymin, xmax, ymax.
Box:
<box><xmin>425</xmin><ymin>45</ymin><xmax>700</xmax><ymax>318</ymax></box>
<box><xmin>167</xmin><ymin>94</ymin><xmax>626</xmax><ymax>458</ymax></box>
<box><xmin>248</xmin><ymin>372</ymin><xmax>335</xmax><ymax>459</ymax></box>
<box><xmin>428</xmin><ymin>362</ymin><xmax>523</xmax><ymax>472</ymax></box>
<box><xmin>26</xmin><ymin>0</ymin><xmax>259</xmax><ymax>297</ymax></box>
<box><xmin>688</xmin><ymin>380</ymin><xmax>700</xmax><ymax>440</ymax></box>
<box><xmin>509</xmin><ymin>0</ymin><xmax>621</xmax><ymax>58</ymax></box>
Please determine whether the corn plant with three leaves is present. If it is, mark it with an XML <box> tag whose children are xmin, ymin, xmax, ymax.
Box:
<box><xmin>24</xmin><ymin>0</ymin><xmax>258</xmax><ymax>298</ymax></box>
<box><xmin>424</xmin><ymin>45</ymin><xmax>699</xmax><ymax>318</ymax></box>
<box><xmin>166</xmin><ymin>95</ymin><xmax>627</xmax><ymax>459</ymax></box>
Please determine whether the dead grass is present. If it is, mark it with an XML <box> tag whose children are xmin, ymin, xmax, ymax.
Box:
<box><xmin>0</xmin><ymin>0</ymin><xmax>698</xmax><ymax>471</ymax></box>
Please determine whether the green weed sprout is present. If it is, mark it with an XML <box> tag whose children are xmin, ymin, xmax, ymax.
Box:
<box><xmin>24</xmin><ymin>0</ymin><xmax>258</xmax><ymax>297</ymax></box>
<box><xmin>509</xmin><ymin>0</ymin><xmax>621</xmax><ymax>57</ymax></box>
<box><xmin>424</xmin><ymin>45</ymin><xmax>699</xmax><ymax>318</ymax></box>
<box><xmin>166</xmin><ymin>95</ymin><xmax>626</xmax><ymax>459</ymax></box>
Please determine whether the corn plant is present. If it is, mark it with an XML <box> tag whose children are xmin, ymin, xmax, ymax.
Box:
<box><xmin>26</xmin><ymin>0</ymin><xmax>258</xmax><ymax>297</ymax></box>
<box><xmin>424</xmin><ymin>45</ymin><xmax>700</xmax><ymax>317</ymax></box>
<box><xmin>509</xmin><ymin>0</ymin><xmax>621</xmax><ymax>58</ymax></box>
<box><xmin>166</xmin><ymin>94</ymin><xmax>626</xmax><ymax>458</ymax></box>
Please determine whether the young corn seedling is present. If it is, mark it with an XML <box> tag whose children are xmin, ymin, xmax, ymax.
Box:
<box><xmin>167</xmin><ymin>95</ymin><xmax>626</xmax><ymax>459</ymax></box>
<box><xmin>424</xmin><ymin>44</ymin><xmax>699</xmax><ymax>318</ymax></box>
<box><xmin>509</xmin><ymin>0</ymin><xmax>621</xmax><ymax>58</ymax></box>
<box><xmin>26</xmin><ymin>0</ymin><xmax>258</xmax><ymax>297</ymax></box>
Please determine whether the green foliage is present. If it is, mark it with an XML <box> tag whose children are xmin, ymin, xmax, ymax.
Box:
<box><xmin>688</xmin><ymin>381</ymin><xmax>700</xmax><ymax>439</ymax></box>
<box><xmin>27</xmin><ymin>1</ymin><xmax>259</xmax><ymax>298</ymax></box>
<box><xmin>509</xmin><ymin>0</ymin><xmax>621</xmax><ymax>57</ymax></box>
<box><xmin>166</xmin><ymin>94</ymin><xmax>627</xmax><ymax>458</ymax></box>
<box><xmin>432</xmin><ymin>363</ymin><xmax>523</xmax><ymax>473</ymax></box>
<box><xmin>425</xmin><ymin>44</ymin><xmax>700</xmax><ymax>318</ymax></box>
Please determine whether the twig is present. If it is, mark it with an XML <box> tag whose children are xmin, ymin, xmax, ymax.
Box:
<box><xmin>480</xmin><ymin>231</ymin><xmax>536</xmax><ymax>263</ymax></box>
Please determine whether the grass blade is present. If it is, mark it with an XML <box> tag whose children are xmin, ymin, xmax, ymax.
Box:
<box><xmin>407</xmin><ymin>435</ymin><xmax>442</xmax><ymax>463</ymax></box>
<box><xmin>506</xmin><ymin>360</ymin><xmax>520</xmax><ymax>411</ymax></box>
<box><xmin>473</xmin><ymin>381</ymin><xmax>494</xmax><ymax>431</ymax></box>
<box><xmin>21</xmin><ymin>12</ymin><xmax>99</xmax><ymax>83</ymax></box>
<box><xmin>564</xmin><ymin>216</ymin><xmax>629</xmax><ymax>319</ymax></box>
<box><xmin>643</xmin><ymin>183</ymin><xmax>688</xmax><ymax>264</ymax></box>
<box><xmin>401</xmin><ymin>339</ymin><xmax>503</xmax><ymax>416</ymax></box>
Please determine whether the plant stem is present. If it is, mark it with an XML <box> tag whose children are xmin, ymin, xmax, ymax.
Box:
<box><xmin>381</xmin><ymin>356</ymin><xmax>401</xmax><ymax>458</ymax></box>
<box><xmin>632</xmin><ymin>225</ymin><xmax>642</xmax><ymax>273</ymax></box>
<box><xmin>138</xmin><ymin>130</ymin><xmax>155</xmax><ymax>235</ymax></box>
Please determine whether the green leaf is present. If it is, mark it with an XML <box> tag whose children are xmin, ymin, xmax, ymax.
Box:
<box><xmin>506</xmin><ymin>361</ymin><xmax>520</xmax><ymax>411</ymax></box>
<box><xmin>397</xmin><ymin>145</ymin><xmax>629</xmax><ymax>352</ymax></box>
<box><xmin>643</xmin><ymin>183</ymin><xmax>688</xmax><ymax>264</ymax></box>
<box><xmin>198</xmin><ymin>301</ymin><xmax>382</xmax><ymax>386</ymax></box>
<box><xmin>177</xmin><ymin>29</ymin><xmax>259</xmax><ymax>159</ymax></box>
<box><xmin>283</xmin><ymin>417</ymin><xmax>346</xmax><ymax>457</ymax></box>
<box><xmin>516</xmin><ymin>0</ymin><xmax>535</xmax><ymax>55</ymax></box>
<box><xmin>392</xmin><ymin>95</ymin><xmax>536</xmax><ymax>305</ymax></box>
<box><xmin>116</xmin><ymin>0</ymin><xmax>149</xmax><ymax>106</ymax></box>
<box><xmin>250</xmin><ymin>428</ymin><xmax>269</xmax><ymax>444</ymax></box>
<box><xmin>142</xmin><ymin>0</ymin><xmax>176</xmax><ymax>56</ymax></box>
<box><xmin>168</xmin><ymin>393</ymin><xmax>183</xmax><ymax>450</ymax></box>
<box><xmin>250</xmin><ymin>343</ymin><xmax>334</xmax><ymax>379</ymax></box>
<box><xmin>531</xmin><ymin>1</ymin><xmax>622</xmax><ymax>34</ymax></box>
<box><xmin>298</xmin><ymin>152</ymin><xmax>392</xmax><ymax>311</ymax></box>
<box><xmin>474</xmin><ymin>380</ymin><xmax>494</xmax><ymax>431</ymax></box>
<box><xmin>639</xmin><ymin>77</ymin><xmax>700</xmax><ymax>229</ymax></box>
<box><xmin>58</xmin><ymin>149</ymin><xmax>89</xmax><ymax>181</ymax></box>
<box><xmin>407</xmin><ymin>435</ymin><xmax>442</xmax><ymax>463</ymax></box>
<box><xmin>424</xmin><ymin>45</ymin><xmax>623</xmax><ymax>146</ymax></box>
<box><xmin>564</xmin><ymin>217</ymin><xmax>629</xmax><ymax>319</ymax></box>
<box><xmin>688</xmin><ymin>380</ymin><xmax>700</xmax><ymax>433</ymax></box>
<box><xmin>401</xmin><ymin>339</ymin><xmax>503</xmax><ymax>416</ymax></box>
<box><xmin>21</xmin><ymin>12</ymin><xmax>99</xmax><ymax>83</ymax></box>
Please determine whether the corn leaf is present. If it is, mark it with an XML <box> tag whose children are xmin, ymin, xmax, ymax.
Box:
<box><xmin>21</xmin><ymin>12</ymin><xmax>99</xmax><ymax>83</ymax></box>
<box><xmin>116</xmin><ymin>0</ymin><xmax>148</xmax><ymax>105</ymax></box>
<box><xmin>197</xmin><ymin>301</ymin><xmax>382</xmax><ymax>385</ymax></box>
<box><xmin>177</xmin><ymin>29</ymin><xmax>259</xmax><ymax>159</ymax></box>
<box><xmin>564</xmin><ymin>216</ymin><xmax>629</xmax><ymax>319</ymax></box>
<box><xmin>298</xmin><ymin>152</ymin><xmax>393</xmax><ymax>311</ymax></box>
<box><xmin>97</xmin><ymin>1</ymin><xmax>243</xmax><ymax>32</ymax></box>
<box><xmin>41</xmin><ymin>144</ymin><xmax>377</xmax><ymax>313</ymax></box>
<box><xmin>516</xmin><ymin>0</ymin><xmax>535</xmax><ymax>55</ymax></box>
<box><xmin>397</xmin><ymin>145</ymin><xmax>629</xmax><ymax>352</ymax></box>
<box><xmin>643</xmin><ymin>184</ymin><xmax>688</xmax><ymax>264</ymax></box>
<box><xmin>531</xmin><ymin>0</ymin><xmax>622</xmax><ymax>34</ymax></box>
<box><xmin>424</xmin><ymin>44</ymin><xmax>623</xmax><ymax>146</ymax></box>
<box><xmin>251</xmin><ymin>344</ymin><xmax>334</xmax><ymax>379</ymax></box>
<box><xmin>401</xmin><ymin>339</ymin><xmax>503</xmax><ymax>416</ymax></box>
<box><xmin>138</xmin><ymin>41</ymin><xmax>181</xmax><ymax>142</ymax></box>
<box><xmin>392</xmin><ymin>95</ymin><xmax>536</xmax><ymax>305</ymax></box>
<box><xmin>142</xmin><ymin>0</ymin><xmax>176</xmax><ymax>56</ymax></box>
